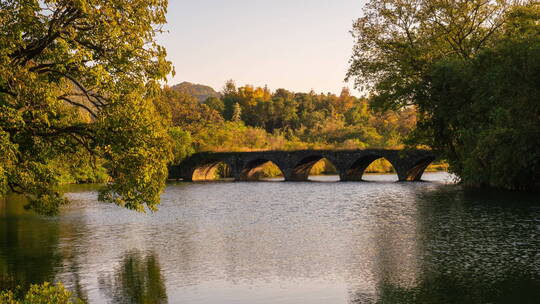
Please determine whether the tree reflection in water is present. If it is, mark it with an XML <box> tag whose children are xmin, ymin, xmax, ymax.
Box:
<box><xmin>350</xmin><ymin>187</ymin><xmax>540</xmax><ymax>304</ymax></box>
<box><xmin>370</xmin><ymin>272</ymin><xmax>540</xmax><ymax>304</ymax></box>
<box><xmin>99</xmin><ymin>251</ymin><xmax>167</xmax><ymax>304</ymax></box>
<box><xmin>0</xmin><ymin>195</ymin><xmax>62</xmax><ymax>291</ymax></box>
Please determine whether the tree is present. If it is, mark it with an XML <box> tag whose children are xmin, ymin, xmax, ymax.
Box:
<box><xmin>232</xmin><ymin>102</ymin><xmax>242</xmax><ymax>122</ymax></box>
<box><xmin>0</xmin><ymin>0</ymin><xmax>175</xmax><ymax>213</ymax></box>
<box><xmin>204</xmin><ymin>96</ymin><xmax>225</xmax><ymax>114</ymax></box>
<box><xmin>413</xmin><ymin>3</ymin><xmax>540</xmax><ymax>190</ymax></box>
<box><xmin>222</xmin><ymin>79</ymin><xmax>238</xmax><ymax>120</ymax></box>
<box><xmin>160</xmin><ymin>88</ymin><xmax>223</xmax><ymax>135</ymax></box>
<box><xmin>348</xmin><ymin>0</ymin><xmax>540</xmax><ymax>190</ymax></box>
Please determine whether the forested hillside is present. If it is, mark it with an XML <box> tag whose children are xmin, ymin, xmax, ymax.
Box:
<box><xmin>161</xmin><ymin>80</ymin><xmax>417</xmax><ymax>152</ymax></box>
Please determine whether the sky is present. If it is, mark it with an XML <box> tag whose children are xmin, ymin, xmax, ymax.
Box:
<box><xmin>157</xmin><ymin>0</ymin><xmax>366</xmax><ymax>95</ymax></box>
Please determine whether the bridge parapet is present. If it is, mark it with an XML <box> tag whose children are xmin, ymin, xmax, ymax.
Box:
<box><xmin>168</xmin><ymin>149</ymin><xmax>437</xmax><ymax>182</ymax></box>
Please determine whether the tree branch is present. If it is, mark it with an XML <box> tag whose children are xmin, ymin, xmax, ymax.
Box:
<box><xmin>58</xmin><ymin>96</ymin><xmax>98</xmax><ymax>119</ymax></box>
<box><xmin>0</xmin><ymin>87</ymin><xmax>16</xmax><ymax>97</ymax></box>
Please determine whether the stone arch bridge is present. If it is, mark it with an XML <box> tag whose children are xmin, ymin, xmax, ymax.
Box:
<box><xmin>169</xmin><ymin>149</ymin><xmax>437</xmax><ymax>182</ymax></box>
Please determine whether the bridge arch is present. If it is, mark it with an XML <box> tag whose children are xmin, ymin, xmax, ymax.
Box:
<box><xmin>287</xmin><ymin>155</ymin><xmax>340</xmax><ymax>181</ymax></box>
<box><xmin>240</xmin><ymin>158</ymin><xmax>285</xmax><ymax>181</ymax></box>
<box><xmin>191</xmin><ymin>160</ymin><xmax>233</xmax><ymax>181</ymax></box>
<box><xmin>403</xmin><ymin>156</ymin><xmax>436</xmax><ymax>181</ymax></box>
<box><xmin>341</xmin><ymin>154</ymin><xmax>399</xmax><ymax>181</ymax></box>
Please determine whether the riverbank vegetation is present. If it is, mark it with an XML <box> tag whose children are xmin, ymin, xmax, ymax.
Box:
<box><xmin>0</xmin><ymin>0</ymin><xmax>175</xmax><ymax>214</ymax></box>
<box><xmin>0</xmin><ymin>282</ymin><xmax>83</xmax><ymax>304</ymax></box>
<box><xmin>347</xmin><ymin>0</ymin><xmax>540</xmax><ymax>190</ymax></box>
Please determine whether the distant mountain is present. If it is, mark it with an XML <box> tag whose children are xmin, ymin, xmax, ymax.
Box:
<box><xmin>171</xmin><ymin>82</ymin><xmax>220</xmax><ymax>102</ymax></box>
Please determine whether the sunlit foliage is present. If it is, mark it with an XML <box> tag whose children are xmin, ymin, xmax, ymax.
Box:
<box><xmin>0</xmin><ymin>282</ymin><xmax>83</xmax><ymax>304</ymax></box>
<box><xmin>0</xmin><ymin>0</ymin><xmax>176</xmax><ymax>213</ymax></box>
<box><xmin>169</xmin><ymin>81</ymin><xmax>417</xmax><ymax>153</ymax></box>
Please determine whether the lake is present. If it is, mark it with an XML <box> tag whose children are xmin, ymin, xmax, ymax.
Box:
<box><xmin>1</xmin><ymin>172</ymin><xmax>539</xmax><ymax>303</ymax></box>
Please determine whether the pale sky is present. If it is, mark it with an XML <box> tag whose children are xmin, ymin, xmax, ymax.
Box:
<box><xmin>158</xmin><ymin>0</ymin><xmax>366</xmax><ymax>95</ymax></box>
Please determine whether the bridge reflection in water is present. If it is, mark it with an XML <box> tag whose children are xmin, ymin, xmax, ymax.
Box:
<box><xmin>169</xmin><ymin>149</ymin><xmax>437</xmax><ymax>182</ymax></box>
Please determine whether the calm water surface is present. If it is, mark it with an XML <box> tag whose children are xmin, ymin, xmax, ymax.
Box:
<box><xmin>1</xmin><ymin>172</ymin><xmax>540</xmax><ymax>304</ymax></box>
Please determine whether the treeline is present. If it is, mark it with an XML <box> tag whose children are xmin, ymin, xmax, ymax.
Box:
<box><xmin>158</xmin><ymin>81</ymin><xmax>417</xmax><ymax>154</ymax></box>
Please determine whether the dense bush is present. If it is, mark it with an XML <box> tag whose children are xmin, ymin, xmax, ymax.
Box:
<box><xmin>0</xmin><ymin>282</ymin><xmax>83</xmax><ymax>304</ymax></box>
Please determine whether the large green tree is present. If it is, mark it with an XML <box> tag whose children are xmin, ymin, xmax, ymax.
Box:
<box><xmin>413</xmin><ymin>4</ymin><xmax>540</xmax><ymax>190</ymax></box>
<box><xmin>347</xmin><ymin>0</ymin><xmax>539</xmax><ymax>190</ymax></box>
<box><xmin>0</xmin><ymin>0</ymin><xmax>175</xmax><ymax>213</ymax></box>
